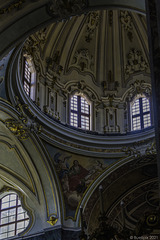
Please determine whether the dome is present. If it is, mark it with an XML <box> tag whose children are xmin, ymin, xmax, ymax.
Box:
<box><xmin>0</xmin><ymin>2</ymin><xmax>159</xmax><ymax>239</ymax></box>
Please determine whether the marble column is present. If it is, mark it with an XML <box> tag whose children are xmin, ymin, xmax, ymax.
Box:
<box><xmin>145</xmin><ymin>0</ymin><xmax>160</xmax><ymax>183</ymax></box>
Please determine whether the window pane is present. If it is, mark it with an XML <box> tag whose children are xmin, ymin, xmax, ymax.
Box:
<box><xmin>81</xmin><ymin>115</ymin><xmax>90</xmax><ymax>130</ymax></box>
<box><xmin>132</xmin><ymin>99</ymin><xmax>140</xmax><ymax>115</ymax></box>
<box><xmin>17</xmin><ymin>213</ymin><xmax>25</xmax><ymax>220</ymax></box>
<box><xmin>132</xmin><ymin>116</ymin><xmax>141</xmax><ymax>130</ymax></box>
<box><xmin>10</xmin><ymin>195</ymin><xmax>16</xmax><ymax>201</ymax></box>
<box><xmin>1</xmin><ymin>202</ymin><xmax>9</xmax><ymax>209</ymax></box>
<box><xmin>18</xmin><ymin>206</ymin><xmax>25</xmax><ymax>214</ymax></box>
<box><xmin>1</xmin><ymin>217</ymin><xmax>8</xmax><ymax>224</ymax></box>
<box><xmin>8</xmin><ymin>231</ymin><xmax>15</xmax><ymax>237</ymax></box>
<box><xmin>143</xmin><ymin>113</ymin><xmax>151</xmax><ymax>128</ymax></box>
<box><xmin>9</xmin><ymin>215</ymin><xmax>16</xmax><ymax>222</ymax></box>
<box><xmin>70</xmin><ymin>95</ymin><xmax>90</xmax><ymax>130</ymax></box>
<box><xmin>1</xmin><ymin>226</ymin><xmax>8</xmax><ymax>234</ymax></box>
<box><xmin>8</xmin><ymin>223</ymin><xmax>15</xmax><ymax>231</ymax></box>
<box><xmin>0</xmin><ymin>193</ymin><xmax>30</xmax><ymax>239</ymax></box>
<box><xmin>1</xmin><ymin>210</ymin><xmax>9</xmax><ymax>218</ymax></box>
<box><xmin>8</xmin><ymin>208</ymin><xmax>16</xmax><ymax>216</ymax></box>
<box><xmin>10</xmin><ymin>200</ymin><xmax>16</xmax><ymax>207</ymax></box>
<box><xmin>131</xmin><ymin>97</ymin><xmax>151</xmax><ymax>131</ymax></box>
<box><xmin>2</xmin><ymin>196</ymin><xmax>9</xmax><ymax>203</ymax></box>
<box><xmin>142</xmin><ymin>97</ymin><xmax>150</xmax><ymax>113</ymax></box>
<box><xmin>81</xmin><ymin>97</ymin><xmax>89</xmax><ymax>114</ymax></box>
<box><xmin>0</xmin><ymin>233</ymin><xmax>7</xmax><ymax>239</ymax></box>
<box><xmin>17</xmin><ymin>221</ymin><xmax>25</xmax><ymax>229</ymax></box>
<box><xmin>71</xmin><ymin>95</ymin><xmax>78</xmax><ymax>111</ymax></box>
<box><xmin>24</xmin><ymin>59</ymin><xmax>31</xmax><ymax>96</ymax></box>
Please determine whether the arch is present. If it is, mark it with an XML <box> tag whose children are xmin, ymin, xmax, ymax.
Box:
<box><xmin>0</xmin><ymin>1</ymin><xmax>146</xmax><ymax>58</ymax></box>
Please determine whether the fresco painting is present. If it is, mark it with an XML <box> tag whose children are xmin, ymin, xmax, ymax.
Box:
<box><xmin>52</xmin><ymin>150</ymin><xmax>115</xmax><ymax>217</ymax></box>
<box><xmin>44</xmin><ymin>142</ymin><xmax>116</xmax><ymax>217</ymax></box>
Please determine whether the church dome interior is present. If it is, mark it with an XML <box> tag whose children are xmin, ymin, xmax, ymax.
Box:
<box><xmin>0</xmin><ymin>0</ymin><xmax>159</xmax><ymax>239</ymax></box>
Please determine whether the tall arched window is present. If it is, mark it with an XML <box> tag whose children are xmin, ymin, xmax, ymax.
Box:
<box><xmin>23</xmin><ymin>56</ymin><xmax>36</xmax><ymax>101</ymax></box>
<box><xmin>0</xmin><ymin>193</ymin><xmax>30</xmax><ymax>239</ymax></box>
<box><xmin>131</xmin><ymin>96</ymin><xmax>151</xmax><ymax>131</ymax></box>
<box><xmin>70</xmin><ymin>94</ymin><xmax>90</xmax><ymax>130</ymax></box>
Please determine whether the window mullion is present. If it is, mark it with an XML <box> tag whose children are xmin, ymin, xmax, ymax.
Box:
<box><xmin>139</xmin><ymin>98</ymin><xmax>144</xmax><ymax>129</ymax></box>
<box><xmin>78</xmin><ymin>96</ymin><xmax>81</xmax><ymax>128</ymax></box>
<box><xmin>0</xmin><ymin>199</ymin><xmax>1</xmax><ymax>226</ymax></box>
<box><xmin>15</xmin><ymin>195</ymin><xmax>18</xmax><ymax>236</ymax></box>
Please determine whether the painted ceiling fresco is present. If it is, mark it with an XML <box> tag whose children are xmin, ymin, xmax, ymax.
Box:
<box><xmin>44</xmin><ymin>142</ymin><xmax>118</xmax><ymax>218</ymax></box>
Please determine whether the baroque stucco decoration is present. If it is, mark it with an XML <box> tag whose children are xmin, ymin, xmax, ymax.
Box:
<box><xmin>72</xmin><ymin>48</ymin><xmax>94</xmax><ymax>72</ymax></box>
<box><xmin>120</xmin><ymin>11</ymin><xmax>133</xmax><ymax>31</ymax></box>
<box><xmin>120</xmin><ymin>11</ymin><xmax>133</xmax><ymax>41</ymax></box>
<box><xmin>125</xmin><ymin>49</ymin><xmax>149</xmax><ymax>78</ymax></box>
<box><xmin>47</xmin><ymin>0</ymin><xmax>87</xmax><ymax>18</ymax></box>
<box><xmin>0</xmin><ymin>0</ymin><xmax>25</xmax><ymax>14</ymax></box>
<box><xmin>46</xmin><ymin>52</ymin><xmax>63</xmax><ymax>82</ymax></box>
<box><xmin>4</xmin><ymin>96</ymin><xmax>42</xmax><ymax>140</ymax></box>
<box><xmin>85</xmin><ymin>11</ymin><xmax>100</xmax><ymax>43</ymax></box>
<box><xmin>125</xmin><ymin>79</ymin><xmax>151</xmax><ymax>102</ymax></box>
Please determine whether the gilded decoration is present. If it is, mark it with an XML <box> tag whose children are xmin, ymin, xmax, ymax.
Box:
<box><xmin>4</xmin><ymin>97</ymin><xmax>42</xmax><ymax>140</ymax></box>
<box><xmin>5</xmin><ymin>119</ymin><xmax>29</xmax><ymax>140</ymax></box>
<box><xmin>47</xmin><ymin>216</ymin><xmax>58</xmax><ymax>226</ymax></box>
<box><xmin>0</xmin><ymin>0</ymin><xmax>25</xmax><ymax>14</ymax></box>
<box><xmin>47</xmin><ymin>0</ymin><xmax>87</xmax><ymax>18</ymax></box>
<box><xmin>125</xmin><ymin>49</ymin><xmax>149</xmax><ymax>77</ymax></box>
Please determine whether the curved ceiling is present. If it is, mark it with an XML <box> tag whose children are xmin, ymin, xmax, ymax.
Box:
<box><xmin>84</xmin><ymin>154</ymin><xmax>159</xmax><ymax>235</ymax></box>
<box><xmin>5</xmin><ymin>8</ymin><xmax>153</xmax><ymax>156</ymax></box>
<box><xmin>0</xmin><ymin>0</ymin><xmax>146</xmax><ymax>58</ymax></box>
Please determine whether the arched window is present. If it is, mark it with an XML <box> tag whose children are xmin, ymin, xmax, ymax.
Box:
<box><xmin>131</xmin><ymin>96</ymin><xmax>151</xmax><ymax>131</ymax></box>
<box><xmin>23</xmin><ymin>56</ymin><xmax>36</xmax><ymax>101</ymax></box>
<box><xmin>70</xmin><ymin>94</ymin><xmax>90</xmax><ymax>130</ymax></box>
<box><xmin>0</xmin><ymin>193</ymin><xmax>30</xmax><ymax>239</ymax></box>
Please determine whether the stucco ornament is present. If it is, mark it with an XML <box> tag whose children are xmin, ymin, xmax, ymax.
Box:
<box><xmin>72</xmin><ymin>48</ymin><xmax>94</xmax><ymax>71</ymax></box>
<box><xmin>120</xmin><ymin>11</ymin><xmax>133</xmax><ymax>31</ymax></box>
<box><xmin>125</xmin><ymin>49</ymin><xmax>149</xmax><ymax>76</ymax></box>
<box><xmin>47</xmin><ymin>0</ymin><xmax>87</xmax><ymax>18</ymax></box>
<box><xmin>85</xmin><ymin>11</ymin><xmax>99</xmax><ymax>42</ymax></box>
